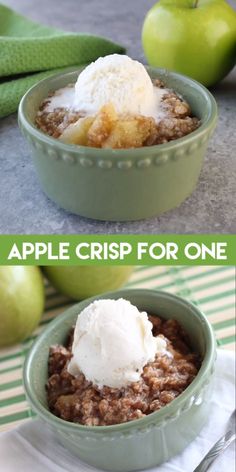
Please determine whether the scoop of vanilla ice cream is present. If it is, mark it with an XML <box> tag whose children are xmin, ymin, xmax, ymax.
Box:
<box><xmin>73</xmin><ymin>54</ymin><xmax>164</xmax><ymax>118</ymax></box>
<box><xmin>67</xmin><ymin>298</ymin><xmax>167</xmax><ymax>388</ymax></box>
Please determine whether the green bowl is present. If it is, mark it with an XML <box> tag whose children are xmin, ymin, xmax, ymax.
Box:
<box><xmin>23</xmin><ymin>289</ymin><xmax>216</xmax><ymax>471</ymax></box>
<box><xmin>18</xmin><ymin>67</ymin><xmax>218</xmax><ymax>221</ymax></box>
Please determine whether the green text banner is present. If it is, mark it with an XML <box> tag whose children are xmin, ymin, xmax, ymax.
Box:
<box><xmin>0</xmin><ymin>235</ymin><xmax>235</xmax><ymax>265</ymax></box>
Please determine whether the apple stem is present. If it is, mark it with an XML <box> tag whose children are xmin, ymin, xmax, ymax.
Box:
<box><xmin>193</xmin><ymin>0</ymin><xmax>199</xmax><ymax>6</ymax></box>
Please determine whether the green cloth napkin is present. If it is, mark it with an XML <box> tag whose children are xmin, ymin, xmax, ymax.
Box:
<box><xmin>0</xmin><ymin>4</ymin><xmax>126</xmax><ymax>118</ymax></box>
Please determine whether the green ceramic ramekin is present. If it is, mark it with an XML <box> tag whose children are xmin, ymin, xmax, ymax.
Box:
<box><xmin>23</xmin><ymin>289</ymin><xmax>216</xmax><ymax>471</ymax></box>
<box><xmin>18</xmin><ymin>67</ymin><xmax>218</xmax><ymax>221</ymax></box>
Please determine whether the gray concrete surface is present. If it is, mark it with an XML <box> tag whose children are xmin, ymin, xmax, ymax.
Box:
<box><xmin>0</xmin><ymin>0</ymin><xmax>235</xmax><ymax>234</ymax></box>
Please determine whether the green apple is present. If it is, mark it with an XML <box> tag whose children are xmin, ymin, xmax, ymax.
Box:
<box><xmin>142</xmin><ymin>0</ymin><xmax>236</xmax><ymax>87</ymax></box>
<box><xmin>43</xmin><ymin>266</ymin><xmax>134</xmax><ymax>300</ymax></box>
<box><xmin>0</xmin><ymin>266</ymin><xmax>45</xmax><ymax>347</ymax></box>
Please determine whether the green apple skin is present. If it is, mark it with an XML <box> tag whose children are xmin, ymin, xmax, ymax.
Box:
<box><xmin>142</xmin><ymin>0</ymin><xmax>236</xmax><ymax>87</ymax></box>
<box><xmin>0</xmin><ymin>266</ymin><xmax>45</xmax><ymax>347</ymax></box>
<box><xmin>43</xmin><ymin>266</ymin><xmax>134</xmax><ymax>300</ymax></box>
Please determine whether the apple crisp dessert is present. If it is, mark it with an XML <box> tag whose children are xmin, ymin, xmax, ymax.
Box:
<box><xmin>46</xmin><ymin>316</ymin><xmax>201</xmax><ymax>426</ymax></box>
<box><xmin>36</xmin><ymin>79</ymin><xmax>200</xmax><ymax>149</ymax></box>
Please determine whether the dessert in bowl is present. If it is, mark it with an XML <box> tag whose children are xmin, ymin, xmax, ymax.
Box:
<box><xmin>23</xmin><ymin>289</ymin><xmax>216</xmax><ymax>471</ymax></box>
<box><xmin>35</xmin><ymin>55</ymin><xmax>200</xmax><ymax>148</ymax></box>
<box><xmin>18</xmin><ymin>54</ymin><xmax>217</xmax><ymax>220</ymax></box>
<box><xmin>47</xmin><ymin>298</ymin><xmax>201</xmax><ymax>427</ymax></box>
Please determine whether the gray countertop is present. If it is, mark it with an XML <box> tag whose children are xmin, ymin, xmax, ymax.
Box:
<box><xmin>0</xmin><ymin>0</ymin><xmax>235</xmax><ymax>234</ymax></box>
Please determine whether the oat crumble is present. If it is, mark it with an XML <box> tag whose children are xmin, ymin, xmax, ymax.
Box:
<box><xmin>46</xmin><ymin>316</ymin><xmax>201</xmax><ymax>426</ymax></box>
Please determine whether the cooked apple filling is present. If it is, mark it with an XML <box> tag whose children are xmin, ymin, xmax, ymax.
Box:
<box><xmin>36</xmin><ymin>80</ymin><xmax>200</xmax><ymax>149</ymax></box>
